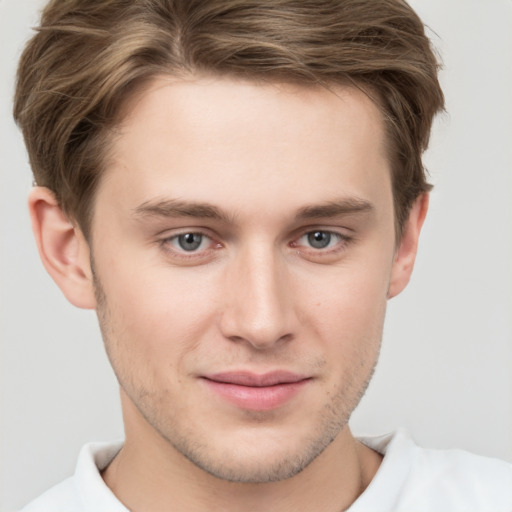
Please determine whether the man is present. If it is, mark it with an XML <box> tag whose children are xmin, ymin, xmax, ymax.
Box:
<box><xmin>11</xmin><ymin>0</ymin><xmax>512</xmax><ymax>510</ymax></box>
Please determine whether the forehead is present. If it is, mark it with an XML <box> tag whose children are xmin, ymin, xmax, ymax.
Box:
<box><xmin>98</xmin><ymin>75</ymin><xmax>391</xmax><ymax>224</ymax></box>
<box><xmin>115</xmin><ymin>76</ymin><xmax>385</xmax><ymax>159</ymax></box>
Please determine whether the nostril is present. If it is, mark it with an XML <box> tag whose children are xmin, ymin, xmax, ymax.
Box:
<box><xmin>226</xmin><ymin>331</ymin><xmax>294</xmax><ymax>350</ymax></box>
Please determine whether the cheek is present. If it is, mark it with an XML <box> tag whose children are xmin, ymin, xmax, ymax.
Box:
<box><xmin>297</xmin><ymin>257</ymin><xmax>390</xmax><ymax>379</ymax></box>
<box><xmin>96</xmin><ymin>254</ymin><xmax>221</xmax><ymax>371</ymax></box>
<box><xmin>305</xmin><ymin>261</ymin><xmax>390</xmax><ymax>330</ymax></box>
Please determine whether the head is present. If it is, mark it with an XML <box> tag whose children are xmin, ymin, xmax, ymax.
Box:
<box><xmin>14</xmin><ymin>0</ymin><xmax>443</xmax><ymax>484</ymax></box>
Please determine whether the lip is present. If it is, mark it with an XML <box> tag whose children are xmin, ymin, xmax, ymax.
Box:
<box><xmin>201</xmin><ymin>371</ymin><xmax>311</xmax><ymax>411</ymax></box>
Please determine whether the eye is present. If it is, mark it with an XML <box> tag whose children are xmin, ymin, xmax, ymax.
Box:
<box><xmin>158</xmin><ymin>230</ymin><xmax>223</xmax><ymax>265</ymax></box>
<box><xmin>290</xmin><ymin>228</ymin><xmax>353</xmax><ymax>262</ymax></box>
<box><xmin>167</xmin><ymin>232</ymin><xmax>210</xmax><ymax>252</ymax></box>
<box><xmin>298</xmin><ymin>230</ymin><xmax>343</xmax><ymax>250</ymax></box>
<box><xmin>306</xmin><ymin>231</ymin><xmax>334</xmax><ymax>249</ymax></box>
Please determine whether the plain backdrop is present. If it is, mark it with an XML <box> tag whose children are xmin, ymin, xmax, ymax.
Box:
<box><xmin>1</xmin><ymin>1</ymin><xmax>511</xmax><ymax>510</ymax></box>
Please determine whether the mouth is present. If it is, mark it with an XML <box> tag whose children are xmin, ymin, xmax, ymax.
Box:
<box><xmin>201</xmin><ymin>371</ymin><xmax>311</xmax><ymax>411</ymax></box>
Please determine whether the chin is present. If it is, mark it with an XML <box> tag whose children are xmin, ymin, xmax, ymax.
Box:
<box><xmin>181</xmin><ymin>447</ymin><xmax>320</xmax><ymax>483</ymax></box>
<box><xmin>167</xmin><ymin>419</ymin><xmax>345</xmax><ymax>484</ymax></box>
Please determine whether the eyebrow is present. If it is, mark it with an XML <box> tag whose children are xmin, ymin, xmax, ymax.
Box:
<box><xmin>133</xmin><ymin>197</ymin><xmax>374</xmax><ymax>223</ymax></box>
<box><xmin>295</xmin><ymin>198</ymin><xmax>374</xmax><ymax>220</ymax></box>
<box><xmin>133</xmin><ymin>198</ymin><xmax>234</xmax><ymax>223</ymax></box>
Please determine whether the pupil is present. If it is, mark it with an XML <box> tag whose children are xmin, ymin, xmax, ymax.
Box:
<box><xmin>178</xmin><ymin>233</ymin><xmax>202</xmax><ymax>251</ymax></box>
<box><xmin>308</xmin><ymin>231</ymin><xmax>331</xmax><ymax>249</ymax></box>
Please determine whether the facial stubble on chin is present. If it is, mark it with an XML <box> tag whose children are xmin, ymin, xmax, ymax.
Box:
<box><xmin>90</xmin><ymin>258</ymin><xmax>381</xmax><ymax>484</ymax></box>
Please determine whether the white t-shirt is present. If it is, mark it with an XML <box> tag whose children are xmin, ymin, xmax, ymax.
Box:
<box><xmin>21</xmin><ymin>430</ymin><xmax>512</xmax><ymax>511</ymax></box>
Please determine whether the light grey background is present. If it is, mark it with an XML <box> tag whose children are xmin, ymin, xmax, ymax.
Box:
<box><xmin>1</xmin><ymin>1</ymin><xmax>511</xmax><ymax>510</ymax></box>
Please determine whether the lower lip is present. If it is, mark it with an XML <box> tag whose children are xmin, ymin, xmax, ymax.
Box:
<box><xmin>203</xmin><ymin>379</ymin><xmax>309</xmax><ymax>411</ymax></box>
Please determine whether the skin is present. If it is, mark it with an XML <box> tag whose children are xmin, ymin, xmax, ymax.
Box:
<box><xmin>29</xmin><ymin>75</ymin><xmax>428</xmax><ymax>511</ymax></box>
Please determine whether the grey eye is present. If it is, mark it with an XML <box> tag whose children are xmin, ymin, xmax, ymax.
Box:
<box><xmin>307</xmin><ymin>231</ymin><xmax>331</xmax><ymax>249</ymax></box>
<box><xmin>177</xmin><ymin>233</ymin><xmax>203</xmax><ymax>251</ymax></box>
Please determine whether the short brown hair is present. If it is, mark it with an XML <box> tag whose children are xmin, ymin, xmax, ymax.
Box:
<box><xmin>14</xmin><ymin>0</ymin><xmax>444</xmax><ymax>240</ymax></box>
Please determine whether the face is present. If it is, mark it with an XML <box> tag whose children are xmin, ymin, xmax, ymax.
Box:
<box><xmin>90</xmin><ymin>76</ymin><xmax>398</xmax><ymax>482</ymax></box>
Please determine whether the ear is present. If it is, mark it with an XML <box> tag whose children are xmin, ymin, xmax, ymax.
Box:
<box><xmin>388</xmin><ymin>193</ymin><xmax>429</xmax><ymax>299</ymax></box>
<box><xmin>28</xmin><ymin>187</ymin><xmax>96</xmax><ymax>309</ymax></box>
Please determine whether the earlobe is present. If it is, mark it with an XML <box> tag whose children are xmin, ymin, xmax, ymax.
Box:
<box><xmin>388</xmin><ymin>193</ymin><xmax>429</xmax><ymax>299</ymax></box>
<box><xmin>28</xmin><ymin>187</ymin><xmax>97</xmax><ymax>309</ymax></box>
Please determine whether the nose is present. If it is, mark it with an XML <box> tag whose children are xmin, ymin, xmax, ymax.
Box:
<box><xmin>219</xmin><ymin>243</ymin><xmax>297</xmax><ymax>350</ymax></box>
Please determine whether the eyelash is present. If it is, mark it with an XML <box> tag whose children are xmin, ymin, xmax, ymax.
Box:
<box><xmin>292</xmin><ymin>231</ymin><xmax>351</xmax><ymax>252</ymax></box>
<box><xmin>158</xmin><ymin>228</ymin><xmax>353</xmax><ymax>262</ymax></box>
<box><xmin>158</xmin><ymin>231</ymin><xmax>222</xmax><ymax>262</ymax></box>
<box><xmin>290</xmin><ymin>229</ymin><xmax>354</xmax><ymax>263</ymax></box>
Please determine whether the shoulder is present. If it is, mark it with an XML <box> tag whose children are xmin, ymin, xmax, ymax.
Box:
<box><xmin>21</xmin><ymin>477</ymin><xmax>81</xmax><ymax>512</ymax></box>
<box><xmin>353</xmin><ymin>429</ymin><xmax>512</xmax><ymax>512</ymax></box>
<box><xmin>405</xmin><ymin>442</ymin><xmax>512</xmax><ymax>509</ymax></box>
<box><xmin>404</xmin><ymin>442</ymin><xmax>512</xmax><ymax>512</ymax></box>
<box><xmin>20</xmin><ymin>441</ymin><xmax>126</xmax><ymax>512</ymax></box>
<box><xmin>410</xmin><ymin>440</ymin><xmax>512</xmax><ymax>486</ymax></box>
